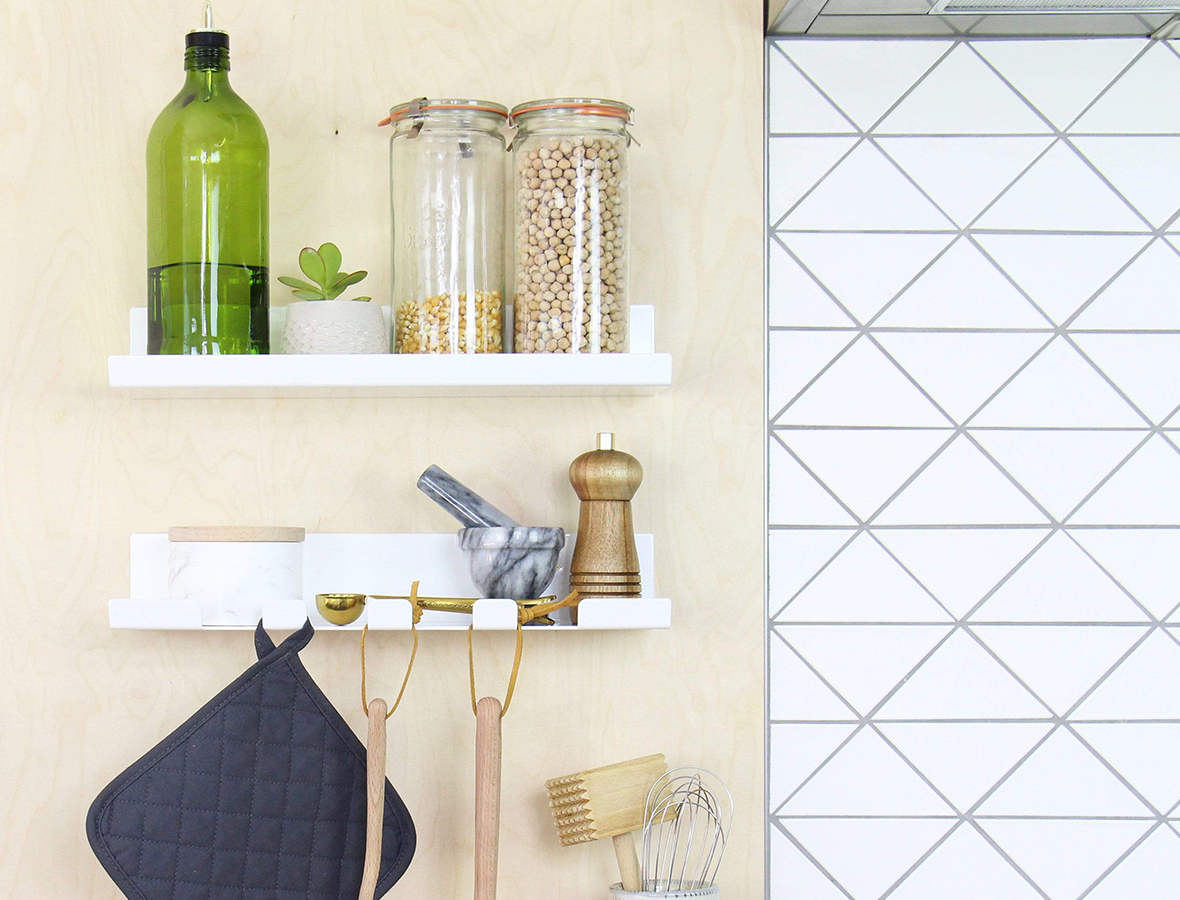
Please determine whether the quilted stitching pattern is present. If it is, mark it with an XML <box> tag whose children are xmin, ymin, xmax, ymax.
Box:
<box><xmin>88</xmin><ymin>623</ymin><xmax>414</xmax><ymax>900</ymax></box>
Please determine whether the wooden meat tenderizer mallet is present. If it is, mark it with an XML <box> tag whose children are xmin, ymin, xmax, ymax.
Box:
<box><xmin>545</xmin><ymin>754</ymin><xmax>666</xmax><ymax>892</ymax></box>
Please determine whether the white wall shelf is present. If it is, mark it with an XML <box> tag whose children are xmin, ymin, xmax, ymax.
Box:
<box><xmin>109</xmin><ymin>532</ymin><xmax>670</xmax><ymax>632</ymax></box>
<box><xmin>109</xmin><ymin>306</ymin><xmax>671</xmax><ymax>397</ymax></box>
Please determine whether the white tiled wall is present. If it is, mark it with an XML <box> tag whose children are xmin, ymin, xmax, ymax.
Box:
<box><xmin>767</xmin><ymin>37</ymin><xmax>1180</xmax><ymax>900</ymax></box>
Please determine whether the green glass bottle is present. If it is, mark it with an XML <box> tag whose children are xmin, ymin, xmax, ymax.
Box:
<box><xmin>146</xmin><ymin>4</ymin><xmax>269</xmax><ymax>354</ymax></box>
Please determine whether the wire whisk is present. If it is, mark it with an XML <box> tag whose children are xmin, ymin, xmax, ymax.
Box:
<box><xmin>640</xmin><ymin>768</ymin><xmax>732</xmax><ymax>892</ymax></box>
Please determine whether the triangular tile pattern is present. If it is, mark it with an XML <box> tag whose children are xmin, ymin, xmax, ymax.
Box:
<box><xmin>876</xmin><ymin>331</ymin><xmax>1048</xmax><ymax>422</ymax></box>
<box><xmin>877</xmin><ymin>44</ymin><xmax>1052</xmax><ymax>136</ymax></box>
<box><xmin>972</xmin><ymin>429</ymin><xmax>1147</xmax><ymax>520</ymax></box>
<box><xmin>1072</xmin><ymin>137</ymin><xmax>1180</xmax><ymax>228</ymax></box>
<box><xmin>874</xmin><ymin>236</ymin><xmax>1050</xmax><ymax>328</ymax></box>
<box><xmin>974</xmin><ymin>38</ymin><xmax>1144</xmax><ymax>130</ymax></box>
<box><xmin>1073</xmin><ymin>240</ymin><xmax>1180</xmax><ymax>331</ymax></box>
<box><xmin>776</xmin><ymin>530</ymin><xmax>951</xmax><ymax>624</ymax></box>
<box><xmin>768</xmin><ymin>48</ymin><xmax>856</xmax><ymax>135</ymax></box>
<box><xmin>974</xmin><ymin>141</ymin><xmax>1147</xmax><ymax>233</ymax></box>
<box><xmin>767</xmin><ymin>38</ymin><xmax>1180</xmax><ymax>900</ymax></box>
<box><xmin>878</xmin><ymin>629</ymin><xmax>1050</xmax><ymax>721</ymax></box>
<box><xmin>969</xmin><ymin>531</ymin><xmax>1147</xmax><ymax>623</ymax></box>
<box><xmin>889</xmin><ymin>824</ymin><xmax>1045</xmax><ymax>900</ymax></box>
<box><xmin>1072</xmin><ymin>41</ymin><xmax>1180</xmax><ymax>134</ymax></box>
<box><xmin>876</xmin><ymin>137</ymin><xmax>1053</xmax><ymax>228</ymax></box>
<box><xmin>880</xmin><ymin>722</ymin><xmax>1052</xmax><ymax>811</ymax></box>
<box><xmin>782</xmin><ymin>817</ymin><xmax>956</xmax><ymax>900</ymax></box>
<box><xmin>976</xmin><ymin>727</ymin><xmax>1153</xmax><ymax>817</ymax></box>
<box><xmin>777</xmin><ymin>428</ymin><xmax>951</xmax><ymax>522</ymax></box>
<box><xmin>783</xmin><ymin>232</ymin><xmax>955</xmax><ymax>323</ymax></box>
<box><xmin>876</xmin><ymin>528</ymin><xmax>1050</xmax><ymax>618</ymax></box>
<box><xmin>975</xmin><ymin>233</ymin><xmax>1149</xmax><ymax>325</ymax></box>
<box><xmin>980</xmin><ymin>818</ymin><xmax>1153</xmax><ymax>900</ymax></box>
<box><xmin>780</xmin><ymin>39</ymin><xmax>953</xmax><ymax>131</ymax></box>
<box><xmin>1084</xmin><ymin>825</ymin><xmax>1180</xmax><ymax>900</ymax></box>
<box><xmin>780</xmin><ymin>141</ymin><xmax>956</xmax><ymax>231</ymax></box>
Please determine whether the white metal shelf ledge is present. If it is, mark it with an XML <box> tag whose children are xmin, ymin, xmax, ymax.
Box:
<box><xmin>108</xmin><ymin>306</ymin><xmax>671</xmax><ymax>397</ymax></box>
<box><xmin>108</xmin><ymin>532</ymin><xmax>671</xmax><ymax>632</ymax></box>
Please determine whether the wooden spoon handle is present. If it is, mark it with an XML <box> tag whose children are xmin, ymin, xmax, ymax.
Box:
<box><xmin>613</xmin><ymin>832</ymin><xmax>642</xmax><ymax>892</ymax></box>
<box><xmin>474</xmin><ymin>696</ymin><xmax>503</xmax><ymax>900</ymax></box>
<box><xmin>358</xmin><ymin>698</ymin><xmax>387</xmax><ymax>900</ymax></box>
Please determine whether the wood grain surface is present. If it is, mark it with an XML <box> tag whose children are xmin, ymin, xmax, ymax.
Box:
<box><xmin>0</xmin><ymin>1</ymin><xmax>764</xmax><ymax>898</ymax></box>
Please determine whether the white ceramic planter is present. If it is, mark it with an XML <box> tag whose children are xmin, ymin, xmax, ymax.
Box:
<box><xmin>609</xmin><ymin>886</ymin><xmax>719</xmax><ymax>899</ymax></box>
<box><xmin>167</xmin><ymin>527</ymin><xmax>305</xmax><ymax>626</ymax></box>
<box><xmin>281</xmin><ymin>300</ymin><xmax>388</xmax><ymax>354</ymax></box>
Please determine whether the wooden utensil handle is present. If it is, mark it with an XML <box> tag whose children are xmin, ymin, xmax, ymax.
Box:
<box><xmin>358</xmin><ymin>698</ymin><xmax>387</xmax><ymax>900</ymax></box>
<box><xmin>475</xmin><ymin>696</ymin><xmax>503</xmax><ymax>900</ymax></box>
<box><xmin>613</xmin><ymin>831</ymin><xmax>642</xmax><ymax>892</ymax></box>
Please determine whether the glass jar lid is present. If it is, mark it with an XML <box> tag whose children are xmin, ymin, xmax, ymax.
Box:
<box><xmin>379</xmin><ymin>98</ymin><xmax>509</xmax><ymax>127</ymax></box>
<box><xmin>508</xmin><ymin>97</ymin><xmax>634</xmax><ymax>125</ymax></box>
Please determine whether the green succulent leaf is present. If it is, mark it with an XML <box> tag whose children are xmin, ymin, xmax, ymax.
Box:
<box><xmin>352</xmin><ymin>296</ymin><xmax>372</xmax><ymax>302</ymax></box>
<box><xmin>291</xmin><ymin>289</ymin><xmax>326</xmax><ymax>301</ymax></box>
<box><xmin>318</xmin><ymin>242</ymin><xmax>342</xmax><ymax>284</ymax></box>
<box><xmin>277</xmin><ymin>275</ymin><xmax>320</xmax><ymax>293</ymax></box>
<box><xmin>330</xmin><ymin>269</ymin><xmax>367</xmax><ymax>289</ymax></box>
<box><xmin>298</xmin><ymin>247</ymin><xmax>327</xmax><ymax>288</ymax></box>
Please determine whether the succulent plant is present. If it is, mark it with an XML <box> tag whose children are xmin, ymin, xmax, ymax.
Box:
<box><xmin>278</xmin><ymin>242</ymin><xmax>370</xmax><ymax>301</ymax></box>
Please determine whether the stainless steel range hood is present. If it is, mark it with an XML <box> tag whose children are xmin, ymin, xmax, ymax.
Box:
<box><xmin>767</xmin><ymin>0</ymin><xmax>1180</xmax><ymax>36</ymax></box>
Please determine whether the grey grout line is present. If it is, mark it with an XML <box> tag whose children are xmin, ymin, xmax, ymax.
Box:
<box><xmin>769</xmin><ymin>232</ymin><xmax>861</xmax><ymax>326</ymax></box>
<box><xmin>770</xmin><ymin>817</ymin><xmax>858</xmax><ymax>900</ymax></box>
<box><xmin>968</xmin><ymin>817</ymin><xmax>1056</xmax><ymax>900</ymax></box>
<box><xmin>771</xmin><ymin>42</ymin><xmax>862</xmax><ymax>135</ymax></box>
<box><xmin>771</xmin><ymin>627</ymin><xmax>864</xmax><ymax>720</ymax></box>
<box><xmin>964</xmin><ymin>232</ymin><xmax>1060</xmax><ymax>327</ymax></box>
<box><xmin>770</xmin><ymin>432</ymin><xmax>864</xmax><ymax>525</ymax></box>
<box><xmin>767</xmin><ymin>331</ymin><xmax>862</xmax><ymax>425</ymax></box>
<box><xmin>1061</xmin><ymin>333</ymin><xmax>1156</xmax><ymax>427</ymax></box>
<box><xmin>1076</xmin><ymin>820</ymin><xmax>1162</xmax><ymax>900</ymax></box>
<box><xmin>1066</xmin><ymin>722</ymin><xmax>1164</xmax><ymax>818</ymax></box>
<box><xmin>1062</xmin><ymin>40</ymin><xmax>1155</xmax><ymax>134</ymax></box>
<box><xmin>773</xmin><ymin>717</ymin><xmax>1180</xmax><ymax>724</ymax></box>
<box><xmin>1058</xmin><ymin>235</ymin><xmax>1159</xmax><ymax>330</ymax></box>
<box><xmin>1058</xmin><ymin>431</ymin><xmax>1156</xmax><ymax>526</ymax></box>
<box><xmin>876</xmin><ymin>821</ymin><xmax>963</xmax><ymax>900</ymax></box>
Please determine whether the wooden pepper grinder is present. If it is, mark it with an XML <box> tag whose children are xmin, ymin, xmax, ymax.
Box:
<box><xmin>569</xmin><ymin>433</ymin><xmax>643</xmax><ymax>623</ymax></box>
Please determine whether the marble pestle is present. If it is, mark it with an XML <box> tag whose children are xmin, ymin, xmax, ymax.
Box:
<box><xmin>416</xmin><ymin>465</ymin><xmax>520</xmax><ymax>529</ymax></box>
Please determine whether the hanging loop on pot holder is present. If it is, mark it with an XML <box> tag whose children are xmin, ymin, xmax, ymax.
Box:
<box><xmin>87</xmin><ymin>619</ymin><xmax>416</xmax><ymax>900</ymax></box>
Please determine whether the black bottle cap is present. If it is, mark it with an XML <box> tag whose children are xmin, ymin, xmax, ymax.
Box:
<box><xmin>186</xmin><ymin>30</ymin><xmax>229</xmax><ymax>49</ymax></box>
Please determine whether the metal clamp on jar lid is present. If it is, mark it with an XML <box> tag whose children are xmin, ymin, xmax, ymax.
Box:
<box><xmin>508</xmin><ymin>97</ymin><xmax>634</xmax><ymax>124</ymax></box>
<box><xmin>378</xmin><ymin>98</ymin><xmax>509</xmax><ymax>129</ymax></box>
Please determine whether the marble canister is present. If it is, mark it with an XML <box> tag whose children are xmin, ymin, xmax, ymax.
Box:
<box><xmin>168</xmin><ymin>526</ymin><xmax>305</xmax><ymax>626</ymax></box>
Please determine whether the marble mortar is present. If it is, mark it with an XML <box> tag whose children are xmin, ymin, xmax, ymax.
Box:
<box><xmin>459</xmin><ymin>526</ymin><xmax>566</xmax><ymax>600</ymax></box>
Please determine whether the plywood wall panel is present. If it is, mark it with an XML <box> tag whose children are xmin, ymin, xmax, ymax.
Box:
<box><xmin>0</xmin><ymin>1</ymin><xmax>764</xmax><ymax>897</ymax></box>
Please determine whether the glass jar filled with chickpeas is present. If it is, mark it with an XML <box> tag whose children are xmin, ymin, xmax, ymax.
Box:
<box><xmin>383</xmin><ymin>98</ymin><xmax>507</xmax><ymax>353</ymax></box>
<box><xmin>508</xmin><ymin>99</ymin><xmax>633</xmax><ymax>353</ymax></box>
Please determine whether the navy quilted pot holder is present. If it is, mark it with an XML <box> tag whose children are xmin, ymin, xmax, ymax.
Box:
<box><xmin>87</xmin><ymin>620</ymin><xmax>415</xmax><ymax>900</ymax></box>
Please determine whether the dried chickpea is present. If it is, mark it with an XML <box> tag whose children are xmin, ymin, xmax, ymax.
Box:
<box><xmin>511</xmin><ymin>128</ymin><xmax>629</xmax><ymax>353</ymax></box>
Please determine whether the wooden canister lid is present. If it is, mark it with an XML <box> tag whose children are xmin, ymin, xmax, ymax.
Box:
<box><xmin>168</xmin><ymin>526</ymin><xmax>306</xmax><ymax>543</ymax></box>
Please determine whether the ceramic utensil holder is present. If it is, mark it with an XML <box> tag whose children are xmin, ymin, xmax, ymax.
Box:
<box><xmin>609</xmin><ymin>886</ymin><xmax>719</xmax><ymax>899</ymax></box>
<box><xmin>168</xmin><ymin>526</ymin><xmax>305</xmax><ymax>626</ymax></box>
